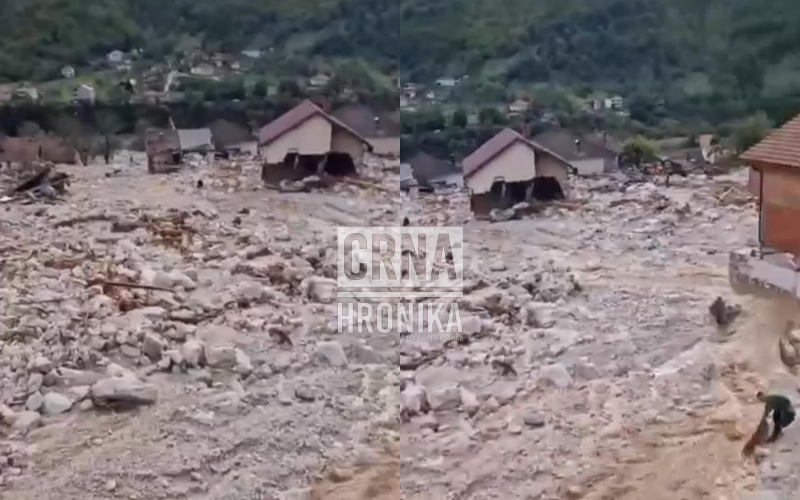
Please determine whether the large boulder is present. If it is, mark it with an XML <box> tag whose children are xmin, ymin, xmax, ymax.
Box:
<box><xmin>91</xmin><ymin>377</ymin><xmax>158</xmax><ymax>407</ymax></box>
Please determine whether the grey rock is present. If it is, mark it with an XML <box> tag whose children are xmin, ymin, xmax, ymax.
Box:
<box><xmin>91</xmin><ymin>377</ymin><xmax>158</xmax><ymax>406</ymax></box>
<box><xmin>491</xmin><ymin>382</ymin><xmax>518</xmax><ymax>406</ymax></box>
<box><xmin>429</xmin><ymin>386</ymin><xmax>461</xmax><ymax>412</ymax></box>
<box><xmin>152</xmin><ymin>271</ymin><xmax>174</xmax><ymax>289</ymax></box>
<box><xmin>168</xmin><ymin>270</ymin><xmax>196</xmax><ymax>290</ymax></box>
<box><xmin>31</xmin><ymin>355</ymin><xmax>53</xmax><ymax>373</ymax></box>
<box><xmin>460</xmin><ymin>388</ymin><xmax>480</xmax><ymax>416</ymax></box>
<box><xmin>27</xmin><ymin>372</ymin><xmax>44</xmax><ymax>393</ymax></box>
<box><xmin>206</xmin><ymin>346</ymin><xmax>237</xmax><ymax>369</ymax></box>
<box><xmin>25</xmin><ymin>392</ymin><xmax>44</xmax><ymax>412</ymax></box>
<box><xmin>120</xmin><ymin>344</ymin><xmax>141</xmax><ymax>358</ymax></box>
<box><xmin>540</xmin><ymin>363</ymin><xmax>573</xmax><ymax>388</ymax></box>
<box><xmin>42</xmin><ymin>392</ymin><xmax>73</xmax><ymax>415</ymax></box>
<box><xmin>520</xmin><ymin>302</ymin><xmax>556</xmax><ymax>328</ymax></box>
<box><xmin>523</xmin><ymin>412</ymin><xmax>546</xmax><ymax>428</ymax></box>
<box><xmin>347</xmin><ymin>344</ymin><xmax>387</xmax><ymax>365</ymax></box>
<box><xmin>316</xmin><ymin>341</ymin><xmax>349</xmax><ymax>367</ymax></box>
<box><xmin>142</xmin><ymin>332</ymin><xmax>166</xmax><ymax>361</ymax></box>
<box><xmin>235</xmin><ymin>349</ymin><xmax>253</xmax><ymax>377</ymax></box>
<box><xmin>280</xmin><ymin>488</ymin><xmax>312</xmax><ymax>500</ymax></box>
<box><xmin>188</xmin><ymin>369</ymin><xmax>213</xmax><ymax>385</ymax></box>
<box><xmin>181</xmin><ymin>339</ymin><xmax>206</xmax><ymax>367</ymax></box>
<box><xmin>304</xmin><ymin>277</ymin><xmax>337</xmax><ymax>304</ymax></box>
<box><xmin>294</xmin><ymin>385</ymin><xmax>317</xmax><ymax>402</ymax></box>
<box><xmin>11</xmin><ymin>411</ymin><xmax>41</xmax><ymax>435</ymax></box>
<box><xmin>460</xmin><ymin>315</ymin><xmax>483</xmax><ymax>337</ymax></box>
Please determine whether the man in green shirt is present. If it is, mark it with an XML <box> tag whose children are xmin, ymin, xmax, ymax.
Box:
<box><xmin>757</xmin><ymin>391</ymin><xmax>795</xmax><ymax>442</ymax></box>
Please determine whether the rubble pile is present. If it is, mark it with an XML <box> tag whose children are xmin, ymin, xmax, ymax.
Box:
<box><xmin>398</xmin><ymin>168</ymin><xmax>773</xmax><ymax>499</ymax></box>
<box><xmin>0</xmin><ymin>153</ymin><xmax>403</xmax><ymax>499</ymax></box>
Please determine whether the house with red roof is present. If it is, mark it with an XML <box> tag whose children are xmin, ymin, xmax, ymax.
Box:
<box><xmin>731</xmin><ymin>113</ymin><xmax>800</xmax><ymax>298</ymax></box>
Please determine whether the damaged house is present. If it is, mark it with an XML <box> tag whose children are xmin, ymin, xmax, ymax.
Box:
<box><xmin>462</xmin><ymin>128</ymin><xmax>572</xmax><ymax>216</ymax></box>
<box><xmin>145</xmin><ymin>128</ymin><xmax>213</xmax><ymax>173</ymax></box>
<box><xmin>532</xmin><ymin>128</ymin><xmax>619</xmax><ymax>176</ymax></box>
<box><xmin>209</xmin><ymin>119</ymin><xmax>258</xmax><ymax>156</ymax></box>
<box><xmin>0</xmin><ymin>136</ymin><xmax>78</xmax><ymax>166</ymax></box>
<box><xmin>258</xmin><ymin>100</ymin><xmax>372</xmax><ymax>184</ymax></box>
<box><xmin>330</xmin><ymin>104</ymin><xmax>401</xmax><ymax>156</ymax></box>
<box><xmin>406</xmin><ymin>152</ymin><xmax>463</xmax><ymax>190</ymax></box>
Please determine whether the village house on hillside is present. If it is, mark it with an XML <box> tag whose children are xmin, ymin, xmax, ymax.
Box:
<box><xmin>462</xmin><ymin>128</ymin><xmax>572</xmax><ymax>215</ymax></box>
<box><xmin>258</xmin><ymin>100</ymin><xmax>372</xmax><ymax>183</ymax></box>
<box><xmin>330</xmin><ymin>104</ymin><xmax>401</xmax><ymax>156</ymax></box>
<box><xmin>731</xmin><ymin>113</ymin><xmax>800</xmax><ymax>297</ymax></box>
<box><xmin>61</xmin><ymin>66</ymin><xmax>75</xmax><ymax>79</ymax></box>
<box><xmin>308</xmin><ymin>73</ymin><xmax>332</xmax><ymax>88</ymax></box>
<box><xmin>508</xmin><ymin>99</ymin><xmax>531</xmax><ymax>116</ymax></box>
<box><xmin>533</xmin><ymin>128</ymin><xmax>619</xmax><ymax>176</ymax></box>
<box><xmin>73</xmin><ymin>84</ymin><xmax>96</xmax><ymax>103</ymax></box>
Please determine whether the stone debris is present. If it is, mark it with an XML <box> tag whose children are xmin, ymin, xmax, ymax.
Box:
<box><xmin>709</xmin><ymin>296</ymin><xmax>742</xmax><ymax>326</ymax></box>
<box><xmin>90</xmin><ymin>377</ymin><xmax>158</xmax><ymax>407</ymax></box>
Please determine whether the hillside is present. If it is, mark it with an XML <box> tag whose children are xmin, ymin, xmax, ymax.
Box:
<box><xmin>4</xmin><ymin>0</ymin><xmax>800</xmax><ymax>125</ymax></box>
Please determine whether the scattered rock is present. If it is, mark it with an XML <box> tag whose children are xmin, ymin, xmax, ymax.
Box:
<box><xmin>42</xmin><ymin>392</ymin><xmax>73</xmax><ymax>415</ymax></box>
<box><xmin>181</xmin><ymin>340</ymin><xmax>206</xmax><ymax>367</ymax></box>
<box><xmin>294</xmin><ymin>385</ymin><xmax>317</xmax><ymax>402</ymax></box>
<box><xmin>11</xmin><ymin>411</ymin><xmax>41</xmax><ymax>435</ymax></box>
<box><xmin>460</xmin><ymin>388</ymin><xmax>480</xmax><ymax>416</ymax></box>
<box><xmin>235</xmin><ymin>349</ymin><xmax>253</xmax><ymax>377</ymax></box>
<box><xmin>303</xmin><ymin>277</ymin><xmax>337</xmax><ymax>304</ymax></box>
<box><xmin>540</xmin><ymin>363</ymin><xmax>573</xmax><ymax>388</ymax></box>
<box><xmin>316</xmin><ymin>341</ymin><xmax>349</xmax><ymax>367</ymax></box>
<box><xmin>523</xmin><ymin>412</ymin><xmax>546</xmax><ymax>428</ymax></box>
<box><xmin>206</xmin><ymin>345</ymin><xmax>237</xmax><ymax>369</ymax></box>
<box><xmin>91</xmin><ymin>377</ymin><xmax>158</xmax><ymax>407</ymax></box>
<box><xmin>142</xmin><ymin>332</ymin><xmax>166</xmax><ymax>361</ymax></box>
<box><xmin>25</xmin><ymin>392</ymin><xmax>44</xmax><ymax>412</ymax></box>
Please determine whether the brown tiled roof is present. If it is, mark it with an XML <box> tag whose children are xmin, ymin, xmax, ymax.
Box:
<box><xmin>258</xmin><ymin>100</ymin><xmax>371</xmax><ymax>148</ymax></box>
<box><xmin>740</xmin><ymin>114</ymin><xmax>800</xmax><ymax>168</ymax></box>
<box><xmin>462</xmin><ymin>128</ymin><xmax>572</xmax><ymax>178</ymax></box>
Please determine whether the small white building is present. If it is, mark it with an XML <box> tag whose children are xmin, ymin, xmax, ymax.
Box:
<box><xmin>14</xmin><ymin>85</ymin><xmax>39</xmax><ymax>101</ymax></box>
<box><xmin>190</xmin><ymin>64</ymin><xmax>215</xmax><ymax>77</ymax></box>
<box><xmin>309</xmin><ymin>73</ymin><xmax>332</xmax><ymax>88</ymax></box>
<box><xmin>435</xmin><ymin>77</ymin><xmax>458</xmax><ymax>87</ymax></box>
<box><xmin>508</xmin><ymin>99</ymin><xmax>530</xmax><ymax>115</ymax></box>
<box><xmin>107</xmin><ymin>50</ymin><xmax>126</xmax><ymax>64</ymax></box>
<box><xmin>74</xmin><ymin>84</ymin><xmax>96</xmax><ymax>103</ymax></box>
<box><xmin>61</xmin><ymin>66</ymin><xmax>76</xmax><ymax>79</ymax></box>
<box><xmin>241</xmin><ymin>50</ymin><xmax>262</xmax><ymax>59</ymax></box>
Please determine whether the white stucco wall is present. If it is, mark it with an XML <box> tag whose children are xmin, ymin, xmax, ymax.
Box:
<box><xmin>331</xmin><ymin>127</ymin><xmax>366</xmax><ymax>166</ymax></box>
<box><xmin>262</xmin><ymin>115</ymin><xmax>332</xmax><ymax>164</ymax></box>
<box><xmin>466</xmin><ymin>140</ymin><xmax>536</xmax><ymax>194</ymax></box>
<box><xmin>572</xmin><ymin>158</ymin><xmax>605</xmax><ymax>176</ymax></box>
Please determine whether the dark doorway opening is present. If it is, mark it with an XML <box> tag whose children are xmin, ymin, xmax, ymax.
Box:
<box><xmin>532</xmin><ymin>177</ymin><xmax>564</xmax><ymax>201</ymax></box>
<box><xmin>325</xmin><ymin>152</ymin><xmax>356</xmax><ymax>176</ymax></box>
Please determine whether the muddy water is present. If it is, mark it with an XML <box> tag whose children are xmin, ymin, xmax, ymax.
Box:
<box><xmin>584</xmin><ymin>291</ymin><xmax>799</xmax><ymax>500</ymax></box>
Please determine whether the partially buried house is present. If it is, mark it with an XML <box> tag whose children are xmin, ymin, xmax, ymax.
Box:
<box><xmin>462</xmin><ymin>128</ymin><xmax>573</xmax><ymax>215</ymax></box>
<box><xmin>330</xmin><ymin>104</ymin><xmax>401</xmax><ymax>156</ymax></box>
<box><xmin>532</xmin><ymin>128</ymin><xmax>619</xmax><ymax>176</ymax></box>
<box><xmin>731</xmin><ymin>113</ymin><xmax>800</xmax><ymax>297</ymax></box>
<box><xmin>406</xmin><ymin>152</ymin><xmax>463</xmax><ymax>190</ymax></box>
<box><xmin>258</xmin><ymin>100</ymin><xmax>373</xmax><ymax>184</ymax></box>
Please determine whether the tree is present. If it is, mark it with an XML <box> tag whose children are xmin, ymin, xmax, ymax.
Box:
<box><xmin>479</xmin><ymin>107</ymin><xmax>506</xmax><ymax>126</ymax></box>
<box><xmin>95</xmin><ymin>109</ymin><xmax>123</xmax><ymax>164</ymax></box>
<box><xmin>731</xmin><ymin>112</ymin><xmax>771</xmax><ymax>153</ymax></box>
<box><xmin>17</xmin><ymin>121</ymin><xmax>42</xmax><ymax>137</ymax></box>
<box><xmin>452</xmin><ymin>109</ymin><xmax>468</xmax><ymax>128</ymax></box>
<box><xmin>252</xmin><ymin>79</ymin><xmax>268</xmax><ymax>99</ymax></box>
<box><xmin>621</xmin><ymin>136</ymin><xmax>658</xmax><ymax>168</ymax></box>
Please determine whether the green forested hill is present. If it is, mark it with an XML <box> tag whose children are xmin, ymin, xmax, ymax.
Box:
<box><xmin>4</xmin><ymin>0</ymin><xmax>800</xmax><ymax>124</ymax></box>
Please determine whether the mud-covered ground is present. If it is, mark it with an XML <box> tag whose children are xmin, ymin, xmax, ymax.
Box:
<box><xmin>0</xmin><ymin>158</ymin><xmax>796</xmax><ymax>500</ymax></box>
